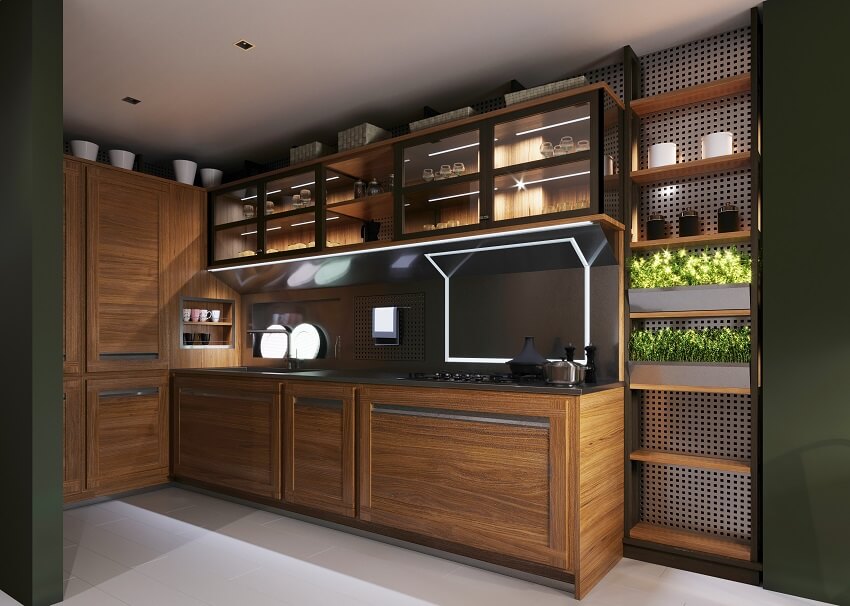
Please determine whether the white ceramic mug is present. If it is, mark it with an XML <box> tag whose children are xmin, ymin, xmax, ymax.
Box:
<box><xmin>198</xmin><ymin>309</ymin><xmax>212</xmax><ymax>322</ymax></box>
<box><xmin>182</xmin><ymin>308</ymin><xmax>191</xmax><ymax>322</ymax></box>
<box><xmin>210</xmin><ymin>310</ymin><xmax>221</xmax><ymax>322</ymax></box>
<box><xmin>108</xmin><ymin>149</ymin><xmax>135</xmax><ymax>170</ymax></box>
<box><xmin>173</xmin><ymin>159</ymin><xmax>198</xmax><ymax>185</ymax></box>
<box><xmin>649</xmin><ymin>142</ymin><xmax>677</xmax><ymax>168</ymax></box>
<box><xmin>701</xmin><ymin>132</ymin><xmax>734</xmax><ymax>159</ymax></box>
<box><xmin>200</xmin><ymin>168</ymin><xmax>223</xmax><ymax>187</ymax></box>
<box><xmin>70</xmin><ymin>140</ymin><xmax>99</xmax><ymax>161</ymax></box>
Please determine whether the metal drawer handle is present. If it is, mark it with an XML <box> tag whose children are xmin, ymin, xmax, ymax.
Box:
<box><xmin>294</xmin><ymin>397</ymin><xmax>342</xmax><ymax>410</ymax></box>
<box><xmin>373</xmin><ymin>404</ymin><xmax>549</xmax><ymax>428</ymax></box>
<box><xmin>99</xmin><ymin>387</ymin><xmax>159</xmax><ymax>399</ymax></box>
<box><xmin>181</xmin><ymin>388</ymin><xmax>271</xmax><ymax>402</ymax></box>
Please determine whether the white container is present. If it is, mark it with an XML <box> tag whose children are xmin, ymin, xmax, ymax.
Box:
<box><xmin>200</xmin><ymin>168</ymin><xmax>223</xmax><ymax>188</ymax></box>
<box><xmin>173</xmin><ymin>159</ymin><xmax>197</xmax><ymax>185</ymax></box>
<box><xmin>70</xmin><ymin>140</ymin><xmax>99</xmax><ymax>161</ymax></box>
<box><xmin>701</xmin><ymin>132</ymin><xmax>734</xmax><ymax>159</ymax></box>
<box><xmin>648</xmin><ymin>142</ymin><xmax>677</xmax><ymax>168</ymax></box>
<box><xmin>108</xmin><ymin>149</ymin><xmax>135</xmax><ymax>170</ymax></box>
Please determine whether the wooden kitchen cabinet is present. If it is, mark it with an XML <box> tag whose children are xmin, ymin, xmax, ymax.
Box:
<box><xmin>284</xmin><ymin>381</ymin><xmax>356</xmax><ymax>517</ymax></box>
<box><xmin>63</xmin><ymin>378</ymin><xmax>84</xmax><ymax>498</ymax></box>
<box><xmin>359</xmin><ymin>385</ymin><xmax>569</xmax><ymax>569</ymax></box>
<box><xmin>172</xmin><ymin>375</ymin><xmax>282</xmax><ymax>500</ymax></box>
<box><xmin>64</xmin><ymin>159</ymin><xmax>84</xmax><ymax>375</ymax></box>
<box><xmin>86</xmin><ymin>374</ymin><xmax>169</xmax><ymax>493</ymax></box>
<box><xmin>86</xmin><ymin>166</ymin><xmax>168</xmax><ymax>373</ymax></box>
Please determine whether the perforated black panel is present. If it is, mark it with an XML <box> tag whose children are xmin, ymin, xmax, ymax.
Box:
<box><xmin>639</xmin><ymin>463</ymin><xmax>752</xmax><ymax>541</ymax></box>
<box><xmin>585</xmin><ymin>62</ymin><xmax>625</xmax><ymax>101</ymax></box>
<box><xmin>354</xmin><ymin>292</ymin><xmax>425</xmax><ymax>361</ymax></box>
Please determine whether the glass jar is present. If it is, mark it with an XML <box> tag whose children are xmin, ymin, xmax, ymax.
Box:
<box><xmin>366</xmin><ymin>178</ymin><xmax>383</xmax><ymax>196</ymax></box>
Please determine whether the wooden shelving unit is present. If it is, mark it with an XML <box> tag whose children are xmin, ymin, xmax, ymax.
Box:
<box><xmin>630</xmin><ymin>449</ymin><xmax>750</xmax><ymax>474</ymax></box>
<box><xmin>326</xmin><ymin>192</ymin><xmax>394</xmax><ymax>221</ymax></box>
<box><xmin>629</xmin><ymin>522</ymin><xmax>751</xmax><ymax>561</ymax></box>
<box><xmin>183</xmin><ymin>321</ymin><xmax>233</xmax><ymax>327</ymax></box>
<box><xmin>181</xmin><ymin>297</ymin><xmax>235</xmax><ymax>349</ymax></box>
<box><xmin>631</xmin><ymin>152</ymin><xmax>752</xmax><ymax>185</ymax></box>
<box><xmin>630</xmin><ymin>309</ymin><xmax>750</xmax><ymax>319</ymax></box>
<box><xmin>630</xmin><ymin>230</ymin><xmax>751</xmax><ymax>251</ymax></box>
<box><xmin>630</xmin><ymin>73</ymin><xmax>751</xmax><ymax>117</ymax></box>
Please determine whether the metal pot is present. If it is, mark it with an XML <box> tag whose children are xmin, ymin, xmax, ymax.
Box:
<box><xmin>544</xmin><ymin>360</ymin><xmax>585</xmax><ymax>385</ymax></box>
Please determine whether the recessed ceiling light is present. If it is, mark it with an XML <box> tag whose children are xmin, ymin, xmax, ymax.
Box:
<box><xmin>122</xmin><ymin>96</ymin><xmax>141</xmax><ymax>105</ymax></box>
<box><xmin>234</xmin><ymin>40</ymin><xmax>255</xmax><ymax>51</ymax></box>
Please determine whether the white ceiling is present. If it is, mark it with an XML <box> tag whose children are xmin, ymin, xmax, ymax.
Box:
<box><xmin>63</xmin><ymin>0</ymin><xmax>756</xmax><ymax>173</ymax></box>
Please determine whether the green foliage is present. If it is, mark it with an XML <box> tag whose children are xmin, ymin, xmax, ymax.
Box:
<box><xmin>630</xmin><ymin>326</ymin><xmax>751</xmax><ymax>363</ymax></box>
<box><xmin>629</xmin><ymin>248</ymin><xmax>751</xmax><ymax>289</ymax></box>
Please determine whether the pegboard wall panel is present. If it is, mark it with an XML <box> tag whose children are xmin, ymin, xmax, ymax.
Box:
<box><xmin>637</xmin><ymin>317</ymin><xmax>751</xmax><ymax>331</ymax></box>
<box><xmin>585</xmin><ymin>62</ymin><xmax>625</xmax><ymax>101</ymax></box>
<box><xmin>354</xmin><ymin>292</ymin><xmax>425</xmax><ymax>361</ymax></box>
<box><xmin>637</xmin><ymin>170</ymin><xmax>752</xmax><ymax>240</ymax></box>
<box><xmin>638</xmin><ymin>95</ymin><xmax>751</xmax><ymax>170</ymax></box>
<box><xmin>639</xmin><ymin>27</ymin><xmax>750</xmax><ymax>98</ymax></box>
<box><xmin>639</xmin><ymin>463</ymin><xmax>751</xmax><ymax>541</ymax></box>
<box><xmin>638</xmin><ymin>390</ymin><xmax>752</xmax><ymax>460</ymax></box>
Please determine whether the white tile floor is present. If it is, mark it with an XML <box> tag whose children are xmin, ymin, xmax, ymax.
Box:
<box><xmin>0</xmin><ymin>487</ymin><xmax>835</xmax><ymax>606</ymax></box>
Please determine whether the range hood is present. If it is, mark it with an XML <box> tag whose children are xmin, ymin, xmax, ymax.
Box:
<box><xmin>209</xmin><ymin>218</ymin><xmax>621</xmax><ymax>294</ymax></box>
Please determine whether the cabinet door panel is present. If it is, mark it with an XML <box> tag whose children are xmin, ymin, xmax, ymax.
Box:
<box><xmin>360</xmin><ymin>386</ymin><xmax>569</xmax><ymax>569</ymax></box>
<box><xmin>285</xmin><ymin>382</ymin><xmax>355</xmax><ymax>517</ymax></box>
<box><xmin>63</xmin><ymin>378</ymin><xmax>83</xmax><ymax>497</ymax></box>
<box><xmin>87</xmin><ymin>166</ymin><xmax>167</xmax><ymax>372</ymax></box>
<box><xmin>86</xmin><ymin>375</ymin><xmax>169</xmax><ymax>492</ymax></box>
<box><xmin>63</xmin><ymin>160</ymin><xmax>84</xmax><ymax>375</ymax></box>
<box><xmin>173</xmin><ymin>378</ymin><xmax>281</xmax><ymax>500</ymax></box>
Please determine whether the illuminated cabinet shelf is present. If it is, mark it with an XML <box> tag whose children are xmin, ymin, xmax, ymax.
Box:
<box><xmin>206</xmin><ymin>82</ymin><xmax>625</xmax><ymax>268</ymax></box>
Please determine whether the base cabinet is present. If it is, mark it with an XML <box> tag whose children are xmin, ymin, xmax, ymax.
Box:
<box><xmin>86</xmin><ymin>374</ymin><xmax>169</xmax><ymax>493</ymax></box>
<box><xmin>359</xmin><ymin>385</ymin><xmax>569</xmax><ymax>570</ymax></box>
<box><xmin>172</xmin><ymin>375</ymin><xmax>282</xmax><ymax>500</ymax></box>
<box><xmin>285</xmin><ymin>381</ymin><xmax>356</xmax><ymax>517</ymax></box>
<box><xmin>63</xmin><ymin>378</ymin><xmax>84</xmax><ymax>497</ymax></box>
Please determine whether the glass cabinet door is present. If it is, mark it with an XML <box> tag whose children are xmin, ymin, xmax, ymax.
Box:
<box><xmin>402</xmin><ymin>129</ymin><xmax>480</xmax><ymax>187</ymax></box>
<box><xmin>212</xmin><ymin>187</ymin><xmax>261</xmax><ymax>262</ymax></box>
<box><xmin>261</xmin><ymin>170</ymin><xmax>319</xmax><ymax>255</ymax></box>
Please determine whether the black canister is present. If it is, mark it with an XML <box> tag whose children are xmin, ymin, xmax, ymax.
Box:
<box><xmin>647</xmin><ymin>214</ymin><xmax>667</xmax><ymax>240</ymax></box>
<box><xmin>584</xmin><ymin>344</ymin><xmax>597</xmax><ymax>383</ymax></box>
<box><xmin>718</xmin><ymin>204</ymin><xmax>740</xmax><ymax>233</ymax></box>
<box><xmin>678</xmin><ymin>208</ymin><xmax>700</xmax><ymax>237</ymax></box>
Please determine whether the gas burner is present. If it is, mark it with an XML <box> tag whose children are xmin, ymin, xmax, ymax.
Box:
<box><xmin>406</xmin><ymin>371</ymin><xmax>540</xmax><ymax>385</ymax></box>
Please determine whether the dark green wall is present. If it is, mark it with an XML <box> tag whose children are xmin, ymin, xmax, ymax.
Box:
<box><xmin>763</xmin><ymin>1</ymin><xmax>850</xmax><ymax>604</ymax></box>
<box><xmin>0</xmin><ymin>0</ymin><xmax>64</xmax><ymax>604</ymax></box>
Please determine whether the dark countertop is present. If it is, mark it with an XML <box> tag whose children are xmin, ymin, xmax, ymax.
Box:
<box><xmin>171</xmin><ymin>367</ymin><xmax>624</xmax><ymax>396</ymax></box>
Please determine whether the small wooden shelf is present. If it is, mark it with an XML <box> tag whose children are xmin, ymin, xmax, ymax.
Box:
<box><xmin>630</xmin><ymin>73</ymin><xmax>751</xmax><ymax>117</ymax></box>
<box><xmin>630</xmin><ymin>230</ymin><xmax>751</xmax><ymax>251</ymax></box>
<box><xmin>326</xmin><ymin>192</ymin><xmax>394</xmax><ymax>221</ymax></box>
<box><xmin>183</xmin><ymin>321</ymin><xmax>233</xmax><ymax>326</ymax></box>
<box><xmin>265</xmin><ymin>206</ymin><xmax>318</xmax><ymax>220</ymax></box>
<box><xmin>631</xmin><ymin>309</ymin><xmax>750</xmax><ymax>319</ymax></box>
<box><xmin>631</xmin><ymin>152</ymin><xmax>751</xmax><ymax>185</ymax></box>
<box><xmin>630</xmin><ymin>449</ymin><xmax>750</xmax><ymax>474</ymax></box>
<box><xmin>630</xmin><ymin>383</ymin><xmax>751</xmax><ymax>395</ymax></box>
<box><xmin>402</xmin><ymin>172</ymin><xmax>480</xmax><ymax>193</ymax></box>
<box><xmin>629</xmin><ymin>522</ymin><xmax>751</xmax><ymax>561</ymax></box>
<box><xmin>493</xmin><ymin>150</ymin><xmax>591</xmax><ymax>177</ymax></box>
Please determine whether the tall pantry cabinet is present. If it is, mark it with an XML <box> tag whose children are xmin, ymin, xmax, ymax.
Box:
<box><xmin>63</xmin><ymin>157</ymin><xmax>234</xmax><ymax>503</ymax></box>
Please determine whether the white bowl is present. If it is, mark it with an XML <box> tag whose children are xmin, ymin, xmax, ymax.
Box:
<box><xmin>173</xmin><ymin>159</ymin><xmax>198</xmax><ymax>185</ymax></box>
<box><xmin>200</xmin><ymin>168</ymin><xmax>223</xmax><ymax>188</ymax></box>
<box><xmin>701</xmin><ymin>132</ymin><xmax>734</xmax><ymax>159</ymax></box>
<box><xmin>108</xmin><ymin>149</ymin><xmax>135</xmax><ymax>170</ymax></box>
<box><xmin>648</xmin><ymin>142</ymin><xmax>677</xmax><ymax>168</ymax></box>
<box><xmin>70</xmin><ymin>140</ymin><xmax>99</xmax><ymax>161</ymax></box>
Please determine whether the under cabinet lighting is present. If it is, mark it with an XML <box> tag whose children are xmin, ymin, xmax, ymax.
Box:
<box><xmin>514</xmin><ymin>116</ymin><xmax>589</xmax><ymax>136</ymax></box>
<box><xmin>290</xmin><ymin>176</ymin><xmax>339</xmax><ymax>189</ymax></box>
<box><xmin>428</xmin><ymin>191</ymin><xmax>480</xmax><ymax>203</ymax></box>
<box><xmin>290</xmin><ymin>216</ymin><xmax>339</xmax><ymax>228</ymax></box>
<box><xmin>511</xmin><ymin>170</ymin><xmax>590</xmax><ymax>190</ymax></box>
<box><xmin>210</xmin><ymin>221</ymin><xmax>593</xmax><ymax>272</ymax></box>
<box><xmin>428</xmin><ymin>142</ymin><xmax>479</xmax><ymax>157</ymax></box>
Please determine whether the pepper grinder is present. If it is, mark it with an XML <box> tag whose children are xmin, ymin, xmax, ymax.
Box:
<box><xmin>584</xmin><ymin>344</ymin><xmax>597</xmax><ymax>383</ymax></box>
<box><xmin>565</xmin><ymin>344</ymin><xmax>576</xmax><ymax>362</ymax></box>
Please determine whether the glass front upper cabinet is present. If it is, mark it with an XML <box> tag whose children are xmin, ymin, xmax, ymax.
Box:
<box><xmin>212</xmin><ymin>186</ymin><xmax>260</xmax><ymax>262</ymax></box>
<box><xmin>402</xmin><ymin>130</ymin><xmax>480</xmax><ymax>187</ymax></box>
<box><xmin>493</xmin><ymin>101</ymin><xmax>591</xmax><ymax>169</ymax></box>
<box><xmin>261</xmin><ymin>170</ymin><xmax>319</xmax><ymax>255</ymax></box>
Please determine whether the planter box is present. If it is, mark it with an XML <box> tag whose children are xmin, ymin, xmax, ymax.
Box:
<box><xmin>290</xmin><ymin>141</ymin><xmax>336</xmax><ymax>165</ymax></box>
<box><xmin>629</xmin><ymin>283</ymin><xmax>750</xmax><ymax>313</ymax></box>
<box><xmin>337</xmin><ymin>123</ymin><xmax>390</xmax><ymax>152</ymax></box>
<box><xmin>628</xmin><ymin>361</ymin><xmax>750</xmax><ymax>390</ymax></box>
<box><xmin>504</xmin><ymin>75</ymin><xmax>588</xmax><ymax>106</ymax></box>
<box><xmin>409</xmin><ymin>107</ymin><xmax>476</xmax><ymax>132</ymax></box>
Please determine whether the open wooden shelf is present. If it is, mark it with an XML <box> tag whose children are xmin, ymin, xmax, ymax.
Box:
<box><xmin>630</xmin><ymin>73</ymin><xmax>751</xmax><ymax>117</ymax></box>
<box><xmin>183</xmin><ymin>321</ymin><xmax>233</xmax><ymax>326</ymax></box>
<box><xmin>631</xmin><ymin>152</ymin><xmax>751</xmax><ymax>185</ymax></box>
<box><xmin>326</xmin><ymin>192</ymin><xmax>394</xmax><ymax>221</ymax></box>
<box><xmin>630</xmin><ymin>383</ymin><xmax>751</xmax><ymax>395</ymax></box>
<box><xmin>630</xmin><ymin>449</ymin><xmax>750</xmax><ymax>474</ymax></box>
<box><xmin>631</xmin><ymin>309</ymin><xmax>750</xmax><ymax>319</ymax></box>
<box><xmin>630</xmin><ymin>522</ymin><xmax>751</xmax><ymax>561</ymax></box>
<box><xmin>630</xmin><ymin>230</ymin><xmax>751</xmax><ymax>251</ymax></box>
